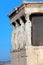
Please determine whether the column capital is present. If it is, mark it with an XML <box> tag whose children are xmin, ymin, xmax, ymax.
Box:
<box><xmin>11</xmin><ymin>22</ymin><xmax>16</xmax><ymax>29</ymax></box>
<box><xmin>19</xmin><ymin>18</ymin><xmax>24</xmax><ymax>25</ymax></box>
<box><xmin>25</xmin><ymin>14</ymin><xmax>31</xmax><ymax>22</ymax></box>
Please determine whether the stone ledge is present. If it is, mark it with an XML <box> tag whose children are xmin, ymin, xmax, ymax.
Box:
<box><xmin>11</xmin><ymin>48</ymin><xmax>26</xmax><ymax>53</ymax></box>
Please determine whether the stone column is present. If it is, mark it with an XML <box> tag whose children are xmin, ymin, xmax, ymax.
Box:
<box><xmin>25</xmin><ymin>14</ymin><xmax>32</xmax><ymax>47</ymax></box>
<box><xmin>17</xmin><ymin>18</ymin><xmax>26</xmax><ymax>49</ymax></box>
<box><xmin>11</xmin><ymin>22</ymin><xmax>16</xmax><ymax>50</ymax></box>
<box><xmin>11</xmin><ymin>21</ymin><xmax>20</xmax><ymax>50</ymax></box>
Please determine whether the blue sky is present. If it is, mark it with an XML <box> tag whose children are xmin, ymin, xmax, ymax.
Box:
<box><xmin>0</xmin><ymin>0</ymin><xmax>43</xmax><ymax>61</ymax></box>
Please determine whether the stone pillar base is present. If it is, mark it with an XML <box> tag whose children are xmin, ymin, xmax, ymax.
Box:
<box><xmin>11</xmin><ymin>46</ymin><xmax>43</xmax><ymax>65</ymax></box>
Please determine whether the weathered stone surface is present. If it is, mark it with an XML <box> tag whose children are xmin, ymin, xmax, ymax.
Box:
<box><xmin>9</xmin><ymin>2</ymin><xmax>43</xmax><ymax>65</ymax></box>
<box><xmin>12</xmin><ymin>19</ymin><xmax>26</xmax><ymax>50</ymax></box>
<box><xmin>11</xmin><ymin>46</ymin><xmax>43</xmax><ymax>65</ymax></box>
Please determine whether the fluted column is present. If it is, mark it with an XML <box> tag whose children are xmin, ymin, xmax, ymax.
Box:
<box><xmin>25</xmin><ymin>14</ymin><xmax>32</xmax><ymax>47</ymax></box>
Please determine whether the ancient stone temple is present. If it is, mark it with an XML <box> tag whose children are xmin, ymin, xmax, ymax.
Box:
<box><xmin>9</xmin><ymin>2</ymin><xmax>43</xmax><ymax>65</ymax></box>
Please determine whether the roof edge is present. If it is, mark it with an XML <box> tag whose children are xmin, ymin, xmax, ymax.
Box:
<box><xmin>8</xmin><ymin>2</ymin><xmax>43</xmax><ymax>18</ymax></box>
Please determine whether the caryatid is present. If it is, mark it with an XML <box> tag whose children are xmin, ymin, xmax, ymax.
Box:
<box><xmin>17</xmin><ymin>18</ymin><xmax>26</xmax><ymax>49</ymax></box>
<box><xmin>12</xmin><ymin>18</ymin><xmax>26</xmax><ymax>50</ymax></box>
<box><xmin>25</xmin><ymin>14</ymin><xmax>32</xmax><ymax>47</ymax></box>
<box><xmin>11</xmin><ymin>22</ymin><xmax>20</xmax><ymax>50</ymax></box>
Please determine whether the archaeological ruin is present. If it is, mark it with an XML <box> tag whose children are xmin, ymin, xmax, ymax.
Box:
<box><xmin>9</xmin><ymin>2</ymin><xmax>43</xmax><ymax>65</ymax></box>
